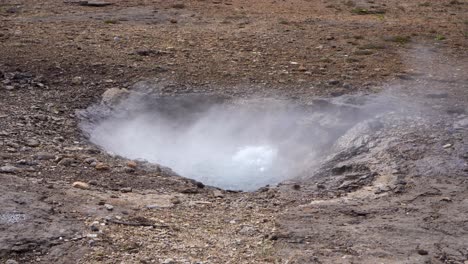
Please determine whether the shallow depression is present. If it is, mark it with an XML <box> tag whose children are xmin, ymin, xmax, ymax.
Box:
<box><xmin>81</xmin><ymin>92</ymin><xmax>389</xmax><ymax>191</ymax></box>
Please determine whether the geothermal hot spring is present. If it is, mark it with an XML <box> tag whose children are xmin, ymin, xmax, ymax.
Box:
<box><xmin>81</xmin><ymin>92</ymin><xmax>389</xmax><ymax>191</ymax></box>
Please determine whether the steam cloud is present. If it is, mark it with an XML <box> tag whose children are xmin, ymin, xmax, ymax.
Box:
<box><xmin>83</xmin><ymin>90</ymin><xmax>403</xmax><ymax>191</ymax></box>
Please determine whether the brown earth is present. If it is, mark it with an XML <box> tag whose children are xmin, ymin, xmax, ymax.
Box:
<box><xmin>0</xmin><ymin>0</ymin><xmax>467</xmax><ymax>263</ymax></box>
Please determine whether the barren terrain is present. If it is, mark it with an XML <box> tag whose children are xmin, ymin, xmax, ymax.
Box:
<box><xmin>0</xmin><ymin>0</ymin><xmax>467</xmax><ymax>263</ymax></box>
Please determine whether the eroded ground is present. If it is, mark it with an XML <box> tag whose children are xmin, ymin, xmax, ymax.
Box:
<box><xmin>0</xmin><ymin>0</ymin><xmax>467</xmax><ymax>263</ymax></box>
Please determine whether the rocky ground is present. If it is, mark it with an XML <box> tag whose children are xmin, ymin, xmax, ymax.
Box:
<box><xmin>0</xmin><ymin>0</ymin><xmax>467</xmax><ymax>263</ymax></box>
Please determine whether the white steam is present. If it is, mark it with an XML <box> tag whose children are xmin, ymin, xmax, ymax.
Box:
<box><xmin>85</xmin><ymin>93</ymin><xmax>387</xmax><ymax>191</ymax></box>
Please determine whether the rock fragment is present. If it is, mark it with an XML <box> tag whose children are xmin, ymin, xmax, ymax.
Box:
<box><xmin>0</xmin><ymin>165</ymin><xmax>20</xmax><ymax>173</ymax></box>
<box><xmin>95</xmin><ymin>162</ymin><xmax>110</xmax><ymax>171</ymax></box>
<box><xmin>72</xmin><ymin>181</ymin><xmax>90</xmax><ymax>190</ymax></box>
<box><xmin>104</xmin><ymin>204</ymin><xmax>114</xmax><ymax>211</ymax></box>
<box><xmin>34</xmin><ymin>152</ymin><xmax>55</xmax><ymax>160</ymax></box>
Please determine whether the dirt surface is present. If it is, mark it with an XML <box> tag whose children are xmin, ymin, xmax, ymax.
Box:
<box><xmin>0</xmin><ymin>0</ymin><xmax>467</xmax><ymax>263</ymax></box>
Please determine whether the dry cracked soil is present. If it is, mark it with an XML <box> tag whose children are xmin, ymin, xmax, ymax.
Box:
<box><xmin>0</xmin><ymin>0</ymin><xmax>467</xmax><ymax>264</ymax></box>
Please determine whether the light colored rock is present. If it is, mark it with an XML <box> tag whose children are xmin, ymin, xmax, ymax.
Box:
<box><xmin>101</xmin><ymin>88</ymin><xmax>129</xmax><ymax>106</ymax></box>
<box><xmin>104</xmin><ymin>204</ymin><xmax>114</xmax><ymax>211</ymax></box>
<box><xmin>213</xmin><ymin>190</ymin><xmax>224</xmax><ymax>198</ymax></box>
<box><xmin>34</xmin><ymin>152</ymin><xmax>55</xmax><ymax>160</ymax></box>
<box><xmin>72</xmin><ymin>181</ymin><xmax>90</xmax><ymax>190</ymax></box>
<box><xmin>454</xmin><ymin>117</ymin><xmax>468</xmax><ymax>129</ymax></box>
<box><xmin>126</xmin><ymin>160</ymin><xmax>137</xmax><ymax>168</ymax></box>
<box><xmin>71</xmin><ymin>76</ymin><xmax>83</xmax><ymax>85</ymax></box>
<box><xmin>0</xmin><ymin>165</ymin><xmax>19</xmax><ymax>174</ymax></box>
<box><xmin>95</xmin><ymin>162</ymin><xmax>110</xmax><ymax>171</ymax></box>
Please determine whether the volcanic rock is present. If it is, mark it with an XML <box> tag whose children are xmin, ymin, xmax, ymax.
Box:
<box><xmin>34</xmin><ymin>152</ymin><xmax>55</xmax><ymax>160</ymax></box>
<box><xmin>72</xmin><ymin>181</ymin><xmax>90</xmax><ymax>190</ymax></box>
<box><xmin>95</xmin><ymin>162</ymin><xmax>110</xmax><ymax>171</ymax></box>
<box><xmin>101</xmin><ymin>88</ymin><xmax>129</xmax><ymax>106</ymax></box>
<box><xmin>0</xmin><ymin>165</ymin><xmax>20</xmax><ymax>173</ymax></box>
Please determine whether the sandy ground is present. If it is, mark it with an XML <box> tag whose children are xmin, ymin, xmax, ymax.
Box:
<box><xmin>0</xmin><ymin>0</ymin><xmax>467</xmax><ymax>263</ymax></box>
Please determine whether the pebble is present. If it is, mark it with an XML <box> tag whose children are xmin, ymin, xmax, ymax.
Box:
<box><xmin>146</xmin><ymin>204</ymin><xmax>161</xmax><ymax>210</ymax></box>
<box><xmin>79</xmin><ymin>1</ymin><xmax>113</xmax><ymax>7</ymax></box>
<box><xmin>24</xmin><ymin>139</ymin><xmax>40</xmax><ymax>147</ymax></box>
<box><xmin>123</xmin><ymin>167</ymin><xmax>135</xmax><ymax>173</ymax></box>
<box><xmin>72</xmin><ymin>181</ymin><xmax>90</xmax><ymax>190</ymax></box>
<box><xmin>126</xmin><ymin>160</ymin><xmax>137</xmax><ymax>168</ymax></box>
<box><xmin>34</xmin><ymin>152</ymin><xmax>55</xmax><ymax>160</ymax></box>
<box><xmin>454</xmin><ymin>117</ymin><xmax>468</xmax><ymax>129</ymax></box>
<box><xmin>101</xmin><ymin>88</ymin><xmax>129</xmax><ymax>106</ymax></box>
<box><xmin>104</xmin><ymin>204</ymin><xmax>114</xmax><ymax>211</ymax></box>
<box><xmin>443</xmin><ymin>144</ymin><xmax>452</xmax><ymax>149</ymax></box>
<box><xmin>5</xmin><ymin>260</ymin><xmax>19</xmax><ymax>264</ymax></box>
<box><xmin>95</xmin><ymin>162</ymin><xmax>110</xmax><ymax>171</ymax></box>
<box><xmin>426</xmin><ymin>92</ymin><xmax>448</xmax><ymax>99</ymax></box>
<box><xmin>84</xmin><ymin>157</ymin><xmax>97</xmax><ymax>164</ymax></box>
<box><xmin>213</xmin><ymin>190</ymin><xmax>224</xmax><ymax>198</ymax></box>
<box><xmin>417</xmin><ymin>249</ymin><xmax>428</xmax><ymax>255</ymax></box>
<box><xmin>162</xmin><ymin>258</ymin><xmax>176</xmax><ymax>264</ymax></box>
<box><xmin>58</xmin><ymin>158</ymin><xmax>75</xmax><ymax>166</ymax></box>
<box><xmin>71</xmin><ymin>76</ymin><xmax>83</xmax><ymax>85</ymax></box>
<box><xmin>0</xmin><ymin>165</ymin><xmax>19</xmax><ymax>173</ymax></box>
<box><xmin>120</xmin><ymin>187</ymin><xmax>132</xmax><ymax>193</ymax></box>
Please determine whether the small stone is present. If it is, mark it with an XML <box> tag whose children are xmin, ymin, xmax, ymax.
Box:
<box><xmin>268</xmin><ymin>233</ymin><xmax>279</xmax><ymax>240</ymax></box>
<box><xmin>4</xmin><ymin>85</ymin><xmax>15</xmax><ymax>90</ymax></box>
<box><xmin>417</xmin><ymin>249</ymin><xmax>428</xmax><ymax>255</ymax></box>
<box><xmin>443</xmin><ymin>144</ymin><xmax>452</xmax><ymax>149</ymax></box>
<box><xmin>34</xmin><ymin>152</ymin><xmax>55</xmax><ymax>160</ymax></box>
<box><xmin>79</xmin><ymin>1</ymin><xmax>113</xmax><ymax>7</ymax></box>
<box><xmin>84</xmin><ymin>157</ymin><xmax>97</xmax><ymax>164</ymax></box>
<box><xmin>213</xmin><ymin>190</ymin><xmax>224</xmax><ymax>198</ymax></box>
<box><xmin>194</xmin><ymin>181</ymin><xmax>205</xmax><ymax>188</ymax></box>
<box><xmin>90</xmin><ymin>225</ymin><xmax>99</xmax><ymax>232</ymax></box>
<box><xmin>6</xmin><ymin>259</ymin><xmax>19</xmax><ymax>264</ymax></box>
<box><xmin>71</xmin><ymin>76</ymin><xmax>83</xmax><ymax>85</ymax></box>
<box><xmin>426</xmin><ymin>92</ymin><xmax>448</xmax><ymax>99</ymax></box>
<box><xmin>123</xmin><ymin>167</ymin><xmax>135</xmax><ymax>173</ymax></box>
<box><xmin>328</xmin><ymin>79</ymin><xmax>340</xmax><ymax>85</ymax></box>
<box><xmin>239</xmin><ymin>226</ymin><xmax>257</xmax><ymax>236</ymax></box>
<box><xmin>454</xmin><ymin>117</ymin><xmax>468</xmax><ymax>129</ymax></box>
<box><xmin>326</xmin><ymin>35</ymin><xmax>335</xmax><ymax>40</ymax></box>
<box><xmin>101</xmin><ymin>88</ymin><xmax>129</xmax><ymax>106</ymax></box>
<box><xmin>170</xmin><ymin>196</ymin><xmax>181</xmax><ymax>204</ymax></box>
<box><xmin>169</xmin><ymin>18</ymin><xmax>178</xmax><ymax>24</ymax></box>
<box><xmin>292</xmin><ymin>184</ymin><xmax>301</xmax><ymax>190</ymax></box>
<box><xmin>58</xmin><ymin>158</ymin><xmax>75</xmax><ymax>166</ymax></box>
<box><xmin>126</xmin><ymin>160</ymin><xmax>138</xmax><ymax>168</ymax></box>
<box><xmin>88</xmin><ymin>180</ymin><xmax>98</xmax><ymax>186</ymax></box>
<box><xmin>72</xmin><ymin>181</ymin><xmax>90</xmax><ymax>190</ymax></box>
<box><xmin>146</xmin><ymin>204</ymin><xmax>160</xmax><ymax>210</ymax></box>
<box><xmin>162</xmin><ymin>259</ymin><xmax>175</xmax><ymax>264</ymax></box>
<box><xmin>135</xmin><ymin>49</ymin><xmax>153</xmax><ymax>56</ymax></box>
<box><xmin>104</xmin><ymin>204</ymin><xmax>114</xmax><ymax>211</ymax></box>
<box><xmin>24</xmin><ymin>139</ymin><xmax>40</xmax><ymax>147</ymax></box>
<box><xmin>440</xmin><ymin>197</ymin><xmax>452</xmax><ymax>202</ymax></box>
<box><xmin>0</xmin><ymin>165</ymin><xmax>20</xmax><ymax>174</ymax></box>
<box><xmin>95</xmin><ymin>162</ymin><xmax>110</xmax><ymax>171</ymax></box>
<box><xmin>120</xmin><ymin>187</ymin><xmax>132</xmax><ymax>193</ymax></box>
